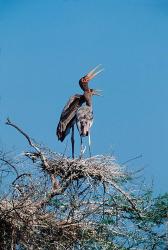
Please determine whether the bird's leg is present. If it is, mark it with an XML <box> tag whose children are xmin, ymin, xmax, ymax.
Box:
<box><xmin>88</xmin><ymin>131</ymin><xmax>92</xmax><ymax>158</ymax></box>
<box><xmin>80</xmin><ymin>136</ymin><xmax>86</xmax><ymax>159</ymax></box>
<box><xmin>80</xmin><ymin>136</ymin><xmax>83</xmax><ymax>159</ymax></box>
<box><xmin>71</xmin><ymin>125</ymin><xmax>75</xmax><ymax>159</ymax></box>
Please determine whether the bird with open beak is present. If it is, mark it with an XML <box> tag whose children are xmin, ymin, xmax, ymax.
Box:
<box><xmin>76</xmin><ymin>88</ymin><xmax>102</xmax><ymax>157</ymax></box>
<box><xmin>57</xmin><ymin>65</ymin><xmax>103</xmax><ymax>159</ymax></box>
<box><xmin>79</xmin><ymin>65</ymin><xmax>104</xmax><ymax>91</ymax></box>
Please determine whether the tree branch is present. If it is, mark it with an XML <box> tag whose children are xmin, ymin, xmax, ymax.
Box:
<box><xmin>5</xmin><ymin>118</ymin><xmax>59</xmax><ymax>203</ymax></box>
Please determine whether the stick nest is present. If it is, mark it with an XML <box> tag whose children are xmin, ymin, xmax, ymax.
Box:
<box><xmin>46</xmin><ymin>154</ymin><xmax>128</xmax><ymax>184</ymax></box>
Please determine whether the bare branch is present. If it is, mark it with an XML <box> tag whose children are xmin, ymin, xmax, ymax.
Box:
<box><xmin>0</xmin><ymin>157</ymin><xmax>19</xmax><ymax>177</ymax></box>
<box><xmin>6</xmin><ymin>118</ymin><xmax>40</xmax><ymax>153</ymax></box>
<box><xmin>5</xmin><ymin>118</ymin><xmax>60</xmax><ymax>206</ymax></box>
<box><xmin>0</xmin><ymin>119</ymin><xmax>166</xmax><ymax>249</ymax></box>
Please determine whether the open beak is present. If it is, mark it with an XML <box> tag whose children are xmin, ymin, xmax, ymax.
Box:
<box><xmin>86</xmin><ymin>64</ymin><xmax>104</xmax><ymax>81</ymax></box>
<box><xmin>92</xmin><ymin>89</ymin><xmax>103</xmax><ymax>96</ymax></box>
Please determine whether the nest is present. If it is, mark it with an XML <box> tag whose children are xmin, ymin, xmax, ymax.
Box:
<box><xmin>45</xmin><ymin>154</ymin><xmax>128</xmax><ymax>184</ymax></box>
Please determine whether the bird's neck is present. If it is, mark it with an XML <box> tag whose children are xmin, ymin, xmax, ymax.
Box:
<box><xmin>86</xmin><ymin>99</ymin><xmax>92</xmax><ymax>107</ymax></box>
<box><xmin>84</xmin><ymin>92</ymin><xmax>92</xmax><ymax>107</ymax></box>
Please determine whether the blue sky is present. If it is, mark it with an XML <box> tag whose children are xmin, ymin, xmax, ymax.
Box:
<box><xmin>0</xmin><ymin>0</ymin><xmax>168</xmax><ymax>194</ymax></box>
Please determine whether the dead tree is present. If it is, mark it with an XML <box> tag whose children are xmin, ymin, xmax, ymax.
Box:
<box><xmin>0</xmin><ymin>119</ymin><xmax>166</xmax><ymax>249</ymax></box>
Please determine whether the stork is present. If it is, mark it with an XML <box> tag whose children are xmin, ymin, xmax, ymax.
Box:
<box><xmin>56</xmin><ymin>65</ymin><xmax>103</xmax><ymax>158</ymax></box>
<box><xmin>76</xmin><ymin>88</ymin><xmax>101</xmax><ymax>157</ymax></box>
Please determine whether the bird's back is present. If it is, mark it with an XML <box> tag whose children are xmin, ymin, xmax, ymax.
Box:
<box><xmin>76</xmin><ymin>105</ymin><xmax>93</xmax><ymax>136</ymax></box>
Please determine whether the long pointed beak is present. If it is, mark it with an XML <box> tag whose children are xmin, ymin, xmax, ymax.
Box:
<box><xmin>92</xmin><ymin>89</ymin><xmax>103</xmax><ymax>96</ymax></box>
<box><xmin>86</xmin><ymin>64</ymin><xmax>104</xmax><ymax>81</ymax></box>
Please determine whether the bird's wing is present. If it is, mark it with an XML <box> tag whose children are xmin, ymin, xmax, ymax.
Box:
<box><xmin>57</xmin><ymin>94</ymin><xmax>84</xmax><ymax>141</ymax></box>
<box><xmin>60</xmin><ymin>94</ymin><xmax>81</xmax><ymax>120</ymax></box>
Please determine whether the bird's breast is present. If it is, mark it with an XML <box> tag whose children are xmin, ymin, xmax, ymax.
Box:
<box><xmin>76</xmin><ymin>105</ymin><xmax>93</xmax><ymax>136</ymax></box>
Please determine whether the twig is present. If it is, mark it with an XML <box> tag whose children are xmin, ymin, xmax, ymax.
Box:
<box><xmin>109</xmin><ymin>180</ymin><xmax>142</xmax><ymax>218</ymax></box>
<box><xmin>6</xmin><ymin>118</ymin><xmax>40</xmax><ymax>153</ymax></box>
<box><xmin>122</xmin><ymin>154</ymin><xmax>143</xmax><ymax>165</ymax></box>
<box><xmin>0</xmin><ymin>157</ymin><xmax>19</xmax><ymax>177</ymax></box>
<box><xmin>12</xmin><ymin>173</ymin><xmax>31</xmax><ymax>185</ymax></box>
<box><xmin>5</xmin><ymin>118</ymin><xmax>59</xmax><ymax>205</ymax></box>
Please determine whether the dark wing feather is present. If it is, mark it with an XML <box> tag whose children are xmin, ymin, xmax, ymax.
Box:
<box><xmin>57</xmin><ymin>94</ymin><xmax>85</xmax><ymax>141</ymax></box>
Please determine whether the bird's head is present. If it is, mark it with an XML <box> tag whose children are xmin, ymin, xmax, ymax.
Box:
<box><xmin>84</xmin><ymin>88</ymin><xmax>102</xmax><ymax>106</ymax></box>
<box><xmin>89</xmin><ymin>88</ymin><xmax>102</xmax><ymax>96</ymax></box>
<box><xmin>79</xmin><ymin>65</ymin><xmax>104</xmax><ymax>91</ymax></box>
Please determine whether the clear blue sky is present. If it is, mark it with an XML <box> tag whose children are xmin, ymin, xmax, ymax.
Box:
<box><xmin>0</xmin><ymin>0</ymin><xmax>168</xmax><ymax>194</ymax></box>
